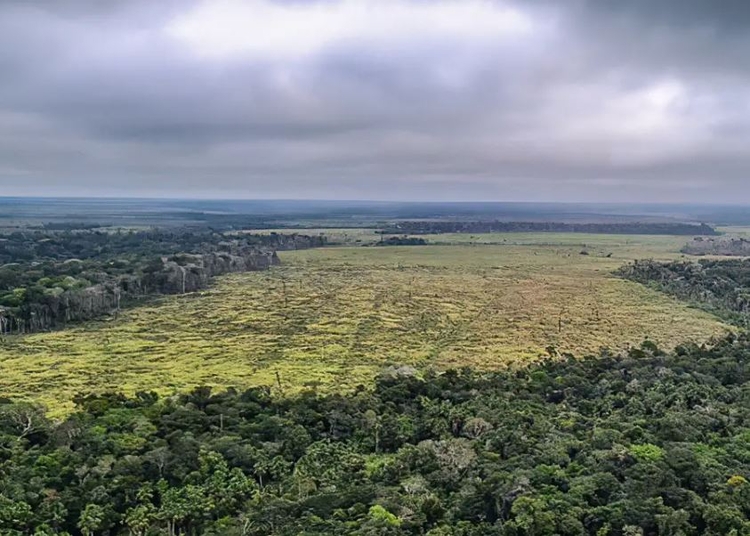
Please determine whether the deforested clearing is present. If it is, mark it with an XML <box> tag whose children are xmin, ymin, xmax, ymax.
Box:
<box><xmin>0</xmin><ymin>236</ymin><xmax>730</xmax><ymax>415</ymax></box>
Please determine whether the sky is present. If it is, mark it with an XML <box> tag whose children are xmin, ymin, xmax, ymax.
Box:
<box><xmin>1</xmin><ymin>0</ymin><xmax>750</xmax><ymax>202</ymax></box>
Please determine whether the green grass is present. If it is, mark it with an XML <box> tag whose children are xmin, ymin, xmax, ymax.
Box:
<box><xmin>0</xmin><ymin>234</ymin><xmax>731</xmax><ymax>416</ymax></box>
<box><xmin>716</xmin><ymin>226</ymin><xmax>750</xmax><ymax>237</ymax></box>
<box><xmin>404</xmin><ymin>231</ymin><xmax>695</xmax><ymax>252</ymax></box>
<box><xmin>241</xmin><ymin>228</ymin><xmax>381</xmax><ymax>246</ymax></box>
<box><xmin>248</xmin><ymin>228</ymin><xmax>700</xmax><ymax>254</ymax></box>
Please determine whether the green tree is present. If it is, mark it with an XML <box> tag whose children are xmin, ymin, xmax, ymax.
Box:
<box><xmin>77</xmin><ymin>504</ymin><xmax>105</xmax><ymax>536</ymax></box>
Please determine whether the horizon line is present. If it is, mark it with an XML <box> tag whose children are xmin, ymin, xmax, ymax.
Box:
<box><xmin>0</xmin><ymin>195</ymin><xmax>748</xmax><ymax>208</ymax></box>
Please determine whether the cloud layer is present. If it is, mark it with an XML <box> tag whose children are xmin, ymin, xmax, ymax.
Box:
<box><xmin>1</xmin><ymin>0</ymin><xmax>749</xmax><ymax>201</ymax></box>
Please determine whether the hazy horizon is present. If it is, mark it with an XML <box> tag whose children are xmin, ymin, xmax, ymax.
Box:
<box><xmin>2</xmin><ymin>195</ymin><xmax>749</xmax><ymax>208</ymax></box>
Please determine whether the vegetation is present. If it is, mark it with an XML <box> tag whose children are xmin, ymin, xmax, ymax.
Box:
<box><xmin>5</xmin><ymin>198</ymin><xmax>740</xmax><ymax>230</ymax></box>
<box><xmin>0</xmin><ymin>229</ymin><xmax>271</xmax><ymax>264</ymax></box>
<box><xmin>682</xmin><ymin>237</ymin><xmax>750</xmax><ymax>256</ymax></box>
<box><xmin>408</xmin><ymin>233</ymin><xmax>695</xmax><ymax>251</ymax></box>
<box><xmin>616</xmin><ymin>258</ymin><xmax>750</xmax><ymax>326</ymax></box>
<box><xmin>385</xmin><ymin>221</ymin><xmax>719</xmax><ymax>236</ymax></box>
<box><xmin>1</xmin><ymin>215</ymin><xmax>748</xmax><ymax>535</ymax></box>
<box><xmin>374</xmin><ymin>236</ymin><xmax>428</xmax><ymax>247</ymax></box>
<box><xmin>0</xmin><ymin>230</ymin><xmax>325</xmax><ymax>333</ymax></box>
<box><xmin>0</xmin><ymin>241</ymin><xmax>728</xmax><ymax>415</ymax></box>
<box><xmin>3</xmin><ymin>333</ymin><xmax>750</xmax><ymax>534</ymax></box>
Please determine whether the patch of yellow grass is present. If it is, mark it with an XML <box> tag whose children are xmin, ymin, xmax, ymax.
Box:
<box><xmin>0</xmin><ymin>237</ymin><xmax>730</xmax><ymax>416</ymax></box>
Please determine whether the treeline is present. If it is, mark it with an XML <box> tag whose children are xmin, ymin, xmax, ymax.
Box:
<box><xmin>373</xmin><ymin>236</ymin><xmax>428</xmax><ymax>247</ymax></box>
<box><xmin>384</xmin><ymin>221</ymin><xmax>719</xmax><ymax>236</ymax></box>
<box><xmin>682</xmin><ymin>237</ymin><xmax>750</xmax><ymax>257</ymax></box>
<box><xmin>2</xmin><ymin>334</ymin><xmax>750</xmax><ymax>534</ymax></box>
<box><xmin>616</xmin><ymin>258</ymin><xmax>750</xmax><ymax>325</ymax></box>
<box><xmin>0</xmin><ymin>230</ymin><xmax>326</xmax><ymax>334</ymax></box>
<box><xmin>0</xmin><ymin>229</ymin><xmax>324</xmax><ymax>265</ymax></box>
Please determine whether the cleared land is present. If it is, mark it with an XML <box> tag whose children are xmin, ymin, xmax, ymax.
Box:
<box><xmin>0</xmin><ymin>233</ymin><xmax>731</xmax><ymax>415</ymax></box>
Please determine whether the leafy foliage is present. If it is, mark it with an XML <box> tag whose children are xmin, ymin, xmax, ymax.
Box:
<box><xmin>0</xmin><ymin>230</ymin><xmax>325</xmax><ymax>333</ymax></box>
<box><xmin>2</xmin><ymin>334</ymin><xmax>750</xmax><ymax>534</ymax></box>
<box><xmin>373</xmin><ymin>236</ymin><xmax>428</xmax><ymax>246</ymax></box>
<box><xmin>617</xmin><ymin>258</ymin><xmax>750</xmax><ymax>326</ymax></box>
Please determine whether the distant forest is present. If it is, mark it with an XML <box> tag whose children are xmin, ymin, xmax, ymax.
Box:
<box><xmin>0</xmin><ymin>230</ymin><xmax>326</xmax><ymax>334</ymax></box>
<box><xmin>385</xmin><ymin>221</ymin><xmax>719</xmax><ymax>236</ymax></box>
<box><xmin>2</xmin><ymin>334</ymin><xmax>750</xmax><ymax>535</ymax></box>
<box><xmin>4</xmin><ymin>198</ymin><xmax>749</xmax><ymax>227</ymax></box>
<box><xmin>374</xmin><ymin>236</ymin><xmax>428</xmax><ymax>247</ymax></box>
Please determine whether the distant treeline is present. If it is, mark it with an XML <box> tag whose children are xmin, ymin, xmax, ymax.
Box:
<box><xmin>0</xmin><ymin>229</ymin><xmax>326</xmax><ymax>334</ymax></box>
<box><xmin>682</xmin><ymin>237</ymin><xmax>750</xmax><ymax>256</ymax></box>
<box><xmin>0</xmin><ymin>228</ymin><xmax>323</xmax><ymax>265</ymax></box>
<box><xmin>3</xmin><ymin>333</ymin><xmax>750</xmax><ymax>534</ymax></box>
<box><xmin>373</xmin><ymin>235</ymin><xmax>428</xmax><ymax>247</ymax></box>
<box><xmin>385</xmin><ymin>221</ymin><xmax>720</xmax><ymax>236</ymax></box>
<box><xmin>616</xmin><ymin>258</ymin><xmax>750</xmax><ymax>325</ymax></box>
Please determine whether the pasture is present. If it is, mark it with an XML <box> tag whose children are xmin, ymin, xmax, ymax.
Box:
<box><xmin>0</xmin><ymin>233</ymin><xmax>730</xmax><ymax>415</ymax></box>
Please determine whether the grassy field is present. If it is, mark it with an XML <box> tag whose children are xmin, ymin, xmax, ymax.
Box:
<box><xmin>249</xmin><ymin>228</ymin><xmax>697</xmax><ymax>252</ymax></box>
<box><xmin>0</xmin><ymin>234</ymin><xmax>731</xmax><ymax>416</ymax></box>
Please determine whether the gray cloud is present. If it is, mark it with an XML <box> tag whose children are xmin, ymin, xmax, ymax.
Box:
<box><xmin>1</xmin><ymin>0</ymin><xmax>749</xmax><ymax>201</ymax></box>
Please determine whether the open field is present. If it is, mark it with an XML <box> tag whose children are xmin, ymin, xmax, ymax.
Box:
<box><xmin>241</xmin><ymin>228</ymin><xmax>381</xmax><ymax>245</ymax></box>
<box><xmin>248</xmin><ymin>229</ymin><xmax>701</xmax><ymax>251</ymax></box>
<box><xmin>716</xmin><ymin>226</ymin><xmax>750</xmax><ymax>238</ymax></box>
<box><xmin>0</xmin><ymin>234</ymin><xmax>732</xmax><ymax>415</ymax></box>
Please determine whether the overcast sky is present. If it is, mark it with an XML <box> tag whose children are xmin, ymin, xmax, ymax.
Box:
<box><xmin>1</xmin><ymin>0</ymin><xmax>750</xmax><ymax>202</ymax></box>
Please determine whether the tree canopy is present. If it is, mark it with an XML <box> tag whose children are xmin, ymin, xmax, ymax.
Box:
<box><xmin>2</xmin><ymin>334</ymin><xmax>750</xmax><ymax>535</ymax></box>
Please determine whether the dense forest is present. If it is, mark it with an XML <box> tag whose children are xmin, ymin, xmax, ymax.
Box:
<box><xmin>374</xmin><ymin>236</ymin><xmax>428</xmax><ymax>247</ymax></box>
<box><xmin>384</xmin><ymin>222</ymin><xmax>719</xmax><ymax>236</ymax></box>
<box><xmin>0</xmin><ymin>229</ymin><xmax>325</xmax><ymax>265</ymax></box>
<box><xmin>2</xmin><ymin>334</ymin><xmax>750</xmax><ymax>535</ymax></box>
<box><xmin>616</xmin><ymin>259</ymin><xmax>750</xmax><ymax>326</ymax></box>
<box><xmin>0</xmin><ymin>230</ymin><xmax>326</xmax><ymax>333</ymax></box>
